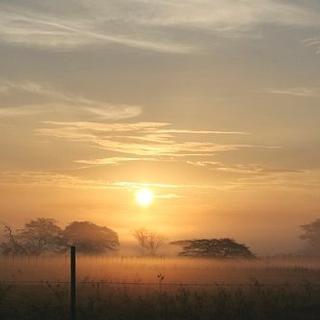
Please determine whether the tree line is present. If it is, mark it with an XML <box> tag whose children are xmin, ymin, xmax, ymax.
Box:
<box><xmin>1</xmin><ymin>217</ymin><xmax>320</xmax><ymax>257</ymax></box>
<box><xmin>1</xmin><ymin>219</ymin><xmax>119</xmax><ymax>255</ymax></box>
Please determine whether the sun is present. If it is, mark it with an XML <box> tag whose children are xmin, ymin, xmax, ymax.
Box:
<box><xmin>136</xmin><ymin>188</ymin><xmax>154</xmax><ymax>207</ymax></box>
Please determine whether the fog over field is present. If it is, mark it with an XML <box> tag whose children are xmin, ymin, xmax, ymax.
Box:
<box><xmin>2</xmin><ymin>256</ymin><xmax>320</xmax><ymax>285</ymax></box>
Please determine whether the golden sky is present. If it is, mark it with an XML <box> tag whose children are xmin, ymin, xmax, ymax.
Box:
<box><xmin>1</xmin><ymin>0</ymin><xmax>320</xmax><ymax>254</ymax></box>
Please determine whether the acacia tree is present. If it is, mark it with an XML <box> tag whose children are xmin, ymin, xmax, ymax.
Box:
<box><xmin>133</xmin><ymin>228</ymin><xmax>166</xmax><ymax>256</ymax></box>
<box><xmin>170</xmin><ymin>238</ymin><xmax>255</xmax><ymax>259</ymax></box>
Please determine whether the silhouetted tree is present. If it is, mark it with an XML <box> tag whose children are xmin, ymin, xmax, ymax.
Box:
<box><xmin>133</xmin><ymin>228</ymin><xmax>165</xmax><ymax>256</ymax></box>
<box><xmin>300</xmin><ymin>219</ymin><xmax>320</xmax><ymax>254</ymax></box>
<box><xmin>63</xmin><ymin>221</ymin><xmax>119</xmax><ymax>254</ymax></box>
<box><xmin>171</xmin><ymin>238</ymin><xmax>255</xmax><ymax>258</ymax></box>
<box><xmin>0</xmin><ymin>224</ymin><xmax>27</xmax><ymax>255</ymax></box>
<box><xmin>1</xmin><ymin>218</ymin><xmax>63</xmax><ymax>255</ymax></box>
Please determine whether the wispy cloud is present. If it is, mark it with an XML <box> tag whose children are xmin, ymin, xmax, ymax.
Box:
<box><xmin>134</xmin><ymin>0</ymin><xmax>320</xmax><ymax>29</ymax></box>
<box><xmin>158</xmin><ymin>129</ymin><xmax>248</xmax><ymax>135</ymax></box>
<box><xmin>233</xmin><ymin>169</ymin><xmax>320</xmax><ymax>191</ymax></box>
<box><xmin>0</xmin><ymin>1</ymin><xmax>319</xmax><ymax>53</ymax></box>
<box><xmin>0</xmin><ymin>2</ymin><xmax>194</xmax><ymax>53</ymax></box>
<box><xmin>36</xmin><ymin>121</ymin><xmax>256</xmax><ymax>160</ymax></box>
<box><xmin>0</xmin><ymin>80</ymin><xmax>142</xmax><ymax>119</ymax></box>
<box><xmin>76</xmin><ymin>157</ymin><xmax>160</xmax><ymax>167</ymax></box>
<box><xmin>34</xmin><ymin>121</ymin><xmax>282</xmax><ymax>175</ymax></box>
<box><xmin>0</xmin><ymin>171</ymin><xmax>106</xmax><ymax>189</ymax></box>
<box><xmin>264</xmin><ymin>87</ymin><xmax>320</xmax><ymax>97</ymax></box>
<box><xmin>1</xmin><ymin>169</ymin><xmax>317</xmax><ymax>193</ymax></box>
<box><xmin>184</xmin><ymin>162</ymin><xmax>319</xmax><ymax>192</ymax></box>
<box><xmin>0</xmin><ymin>170</ymin><xmax>227</xmax><ymax>191</ymax></box>
<box><xmin>0</xmin><ymin>105</ymin><xmax>47</xmax><ymax>117</ymax></box>
<box><xmin>303</xmin><ymin>38</ymin><xmax>320</xmax><ymax>55</ymax></box>
<box><xmin>187</xmin><ymin>161</ymin><xmax>301</xmax><ymax>175</ymax></box>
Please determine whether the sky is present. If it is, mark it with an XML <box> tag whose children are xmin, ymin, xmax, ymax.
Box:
<box><xmin>1</xmin><ymin>0</ymin><xmax>320</xmax><ymax>254</ymax></box>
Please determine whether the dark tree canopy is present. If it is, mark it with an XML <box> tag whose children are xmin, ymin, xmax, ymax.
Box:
<box><xmin>1</xmin><ymin>219</ymin><xmax>120</xmax><ymax>255</ymax></box>
<box><xmin>171</xmin><ymin>238</ymin><xmax>255</xmax><ymax>259</ymax></box>
<box><xmin>300</xmin><ymin>219</ymin><xmax>320</xmax><ymax>253</ymax></box>
<box><xmin>63</xmin><ymin>221</ymin><xmax>119</xmax><ymax>254</ymax></box>
<box><xmin>1</xmin><ymin>218</ymin><xmax>63</xmax><ymax>255</ymax></box>
<box><xmin>19</xmin><ymin>218</ymin><xmax>63</xmax><ymax>254</ymax></box>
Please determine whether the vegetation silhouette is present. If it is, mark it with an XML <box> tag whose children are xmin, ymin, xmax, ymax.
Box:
<box><xmin>1</xmin><ymin>224</ymin><xmax>27</xmax><ymax>255</ymax></box>
<box><xmin>133</xmin><ymin>228</ymin><xmax>166</xmax><ymax>256</ymax></box>
<box><xmin>171</xmin><ymin>238</ymin><xmax>255</xmax><ymax>259</ymax></box>
<box><xmin>300</xmin><ymin>219</ymin><xmax>320</xmax><ymax>254</ymax></box>
<box><xmin>1</xmin><ymin>219</ymin><xmax>63</xmax><ymax>255</ymax></box>
<box><xmin>0</xmin><ymin>218</ymin><xmax>119</xmax><ymax>255</ymax></box>
<box><xmin>2</xmin><ymin>217</ymin><xmax>320</xmax><ymax>258</ymax></box>
<box><xmin>63</xmin><ymin>221</ymin><xmax>119</xmax><ymax>254</ymax></box>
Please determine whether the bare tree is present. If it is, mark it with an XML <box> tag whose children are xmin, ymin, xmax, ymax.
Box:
<box><xmin>1</xmin><ymin>218</ymin><xmax>63</xmax><ymax>255</ymax></box>
<box><xmin>0</xmin><ymin>224</ymin><xmax>26</xmax><ymax>255</ymax></box>
<box><xmin>133</xmin><ymin>228</ymin><xmax>165</xmax><ymax>256</ymax></box>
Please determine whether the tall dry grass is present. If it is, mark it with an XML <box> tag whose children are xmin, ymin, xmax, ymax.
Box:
<box><xmin>1</xmin><ymin>256</ymin><xmax>320</xmax><ymax>319</ymax></box>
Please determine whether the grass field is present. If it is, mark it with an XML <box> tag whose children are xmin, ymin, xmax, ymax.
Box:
<box><xmin>1</xmin><ymin>256</ymin><xmax>320</xmax><ymax>319</ymax></box>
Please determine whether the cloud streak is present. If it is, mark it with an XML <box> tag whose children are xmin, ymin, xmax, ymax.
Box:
<box><xmin>133</xmin><ymin>0</ymin><xmax>320</xmax><ymax>29</ymax></box>
<box><xmin>35</xmin><ymin>121</ymin><xmax>279</xmax><ymax>167</ymax></box>
<box><xmin>0</xmin><ymin>80</ymin><xmax>142</xmax><ymax>120</ymax></box>
<box><xmin>0</xmin><ymin>170</ymin><xmax>224</xmax><ymax>190</ymax></box>
<box><xmin>303</xmin><ymin>38</ymin><xmax>320</xmax><ymax>55</ymax></box>
<box><xmin>264</xmin><ymin>87</ymin><xmax>320</xmax><ymax>97</ymax></box>
<box><xmin>0</xmin><ymin>1</ymin><xmax>319</xmax><ymax>53</ymax></box>
<box><xmin>1</xmin><ymin>169</ymin><xmax>318</xmax><ymax>193</ymax></box>
<box><xmin>0</xmin><ymin>2</ymin><xmax>194</xmax><ymax>53</ymax></box>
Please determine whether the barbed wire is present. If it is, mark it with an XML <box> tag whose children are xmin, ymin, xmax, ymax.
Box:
<box><xmin>1</xmin><ymin>280</ymin><xmax>320</xmax><ymax>287</ymax></box>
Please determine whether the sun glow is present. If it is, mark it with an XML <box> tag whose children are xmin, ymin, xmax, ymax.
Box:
<box><xmin>136</xmin><ymin>188</ymin><xmax>154</xmax><ymax>207</ymax></box>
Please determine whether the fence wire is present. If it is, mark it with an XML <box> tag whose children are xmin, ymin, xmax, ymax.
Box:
<box><xmin>1</xmin><ymin>280</ymin><xmax>320</xmax><ymax>287</ymax></box>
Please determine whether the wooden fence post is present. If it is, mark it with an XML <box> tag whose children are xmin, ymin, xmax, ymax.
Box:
<box><xmin>70</xmin><ymin>246</ymin><xmax>76</xmax><ymax>320</ymax></box>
